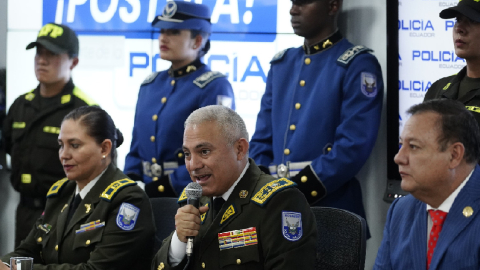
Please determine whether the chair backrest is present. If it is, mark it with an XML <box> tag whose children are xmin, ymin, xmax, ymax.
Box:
<box><xmin>311</xmin><ymin>206</ymin><xmax>367</xmax><ymax>270</ymax></box>
<box><xmin>150</xmin><ymin>197</ymin><xmax>179</xmax><ymax>254</ymax></box>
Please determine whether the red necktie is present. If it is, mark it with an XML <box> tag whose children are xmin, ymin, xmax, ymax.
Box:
<box><xmin>427</xmin><ymin>210</ymin><xmax>447</xmax><ymax>269</ymax></box>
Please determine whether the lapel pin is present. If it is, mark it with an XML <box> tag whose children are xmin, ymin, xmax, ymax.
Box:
<box><xmin>463</xmin><ymin>206</ymin><xmax>474</xmax><ymax>218</ymax></box>
<box><xmin>85</xmin><ymin>204</ymin><xmax>91</xmax><ymax>214</ymax></box>
<box><xmin>61</xmin><ymin>204</ymin><xmax>68</xmax><ymax>213</ymax></box>
<box><xmin>239</xmin><ymin>190</ymin><xmax>248</xmax><ymax>199</ymax></box>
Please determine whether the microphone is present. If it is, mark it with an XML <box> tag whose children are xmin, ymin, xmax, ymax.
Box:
<box><xmin>185</xmin><ymin>182</ymin><xmax>202</xmax><ymax>258</ymax></box>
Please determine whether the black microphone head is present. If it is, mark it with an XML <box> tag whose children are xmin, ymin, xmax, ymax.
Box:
<box><xmin>186</xmin><ymin>182</ymin><xmax>202</xmax><ymax>200</ymax></box>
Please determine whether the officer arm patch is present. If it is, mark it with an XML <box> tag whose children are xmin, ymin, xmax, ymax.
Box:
<box><xmin>270</xmin><ymin>48</ymin><xmax>290</xmax><ymax>64</ymax></box>
<box><xmin>361</xmin><ymin>72</ymin><xmax>378</xmax><ymax>98</ymax></box>
<box><xmin>337</xmin><ymin>45</ymin><xmax>373</xmax><ymax>67</ymax></box>
<box><xmin>251</xmin><ymin>178</ymin><xmax>296</xmax><ymax>206</ymax></box>
<box><xmin>46</xmin><ymin>178</ymin><xmax>69</xmax><ymax>198</ymax></box>
<box><xmin>141</xmin><ymin>72</ymin><xmax>160</xmax><ymax>85</ymax></box>
<box><xmin>282</xmin><ymin>211</ymin><xmax>303</xmax><ymax>241</ymax></box>
<box><xmin>193</xmin><ymin>71</ymin><xmax>226</xmax><ymax>89</ymax></box>
<box><xmin>116</xmin><ymin>202</ymin><xmax>140</xmax><ymax>231</ymax></box>
<box><xmin>100</xmin><ymin>178</ymin><xmax>137</xmax><ymax>202</ymax></box>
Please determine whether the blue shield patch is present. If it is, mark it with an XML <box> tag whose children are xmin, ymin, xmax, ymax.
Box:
<box><xmin>282</xmin><ymin>211</ymin><xmax>303</xmax><ymax>241</ymax></box>
<box><xmin>361</xmin><ymin>72</ymin><xmax>377</xmax><ymax>98</ymax></box>
<box><xmin>116</xmin><ymin>203</ymin><xmax>140</xmax><ymax>231</ymax></box>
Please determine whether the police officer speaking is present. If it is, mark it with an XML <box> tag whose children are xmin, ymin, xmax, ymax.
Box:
<box><xmin>249</xmin><ymin>0</ymin><xmax>384</xmax><ymax>234</ymax></box>
<box><xmin>3</xmin><ymin>23</ymin><xmax>96</xmax><ymax>248</ymax></box>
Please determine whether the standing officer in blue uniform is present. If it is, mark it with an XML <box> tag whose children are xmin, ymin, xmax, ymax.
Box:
<box><xmin>250</xmin><ymin>0</ymin><xmax>383</xmax><ymax>228</ymax></box>
<box><xmin>125</xmin><ymin>1</ymin><xmax>235</xmax><ymax>198</ymax></box>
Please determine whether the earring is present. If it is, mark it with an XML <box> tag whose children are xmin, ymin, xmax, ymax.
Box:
<box><xmin>102</xmin><ymin>155</ymin><xmax>106</xmax><ymax>159</ymax></box>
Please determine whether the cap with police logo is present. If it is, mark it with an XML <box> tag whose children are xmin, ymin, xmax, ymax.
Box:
<box><xmin>440</xmin><ymin>0</ymin><xmax>480</xmax><ymax>22</ymax></box>
<box><xmin>151</xmin><ymin>1</ymin><xmax>211</xmax><ymax>33</ymax></box>
<box><xmin>26</xmin><ymin>23</ymin><xmax>79</xmax><ymax>57</ymax></box>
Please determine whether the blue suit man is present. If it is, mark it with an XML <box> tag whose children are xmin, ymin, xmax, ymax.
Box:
<box><xmin>249</xmin><ymin>0</ymin><xmax>383</xmax><ymax>227</ymax></box>
<box><xmin>124</xmin><ymin>1</ymin><xmax>235</xmax><ymax>198</ymax></box>
<box><xmin>374</xmin><ymin>99</ymin><xmax>480</xmax><ymax>270</ymax></box>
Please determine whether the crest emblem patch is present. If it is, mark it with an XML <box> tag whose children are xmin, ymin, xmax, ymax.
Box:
<box><xmin>116</xmin><ymin>203</ymin><xmax>140</xmax><ymax>231</ymax></box>
<box><xmin>163</xmin><ymin>1</ymin><xmax>177</xmax><ymax>18</ymax></box>
<box><xmin>361</xmin><ymin>72</ymin><xmax>377</xmax><ymax>98</ymax></box>
<box><xmin>282</xmin><ymin>211</ymin><xmax>303</xmax><ymax>241</ymax></box>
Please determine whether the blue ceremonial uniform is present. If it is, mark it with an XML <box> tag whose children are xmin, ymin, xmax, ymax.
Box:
<box><xmin>250</xmin><ymin>32</ymin><xmax>383</xmax><ymax>224</ymax></box>
<box><xmin>125</xmin><ymin>60</ymin><xmax>235</xmax><ymax>196</ymax></box>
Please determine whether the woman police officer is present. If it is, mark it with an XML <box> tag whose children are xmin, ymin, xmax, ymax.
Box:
<box><xmin>124</xmin><ymin>1</ymin><xmax>235</xmax><ymax>198</ymax></box>
<box><xmin>0</xmin><ymin>106</ymin><xmax>155</xmax><ymax>270</ymax></box>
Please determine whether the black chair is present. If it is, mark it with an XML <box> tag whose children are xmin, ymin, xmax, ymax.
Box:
<box><xmin>150</xmin><ymin>197</ymin><xmax>179</xmax><ymax>254</ymax></box>
<box><xmin>311</xmin><ymin>206</ymin><xmax>367</xmax><ymax>270</ymax></box>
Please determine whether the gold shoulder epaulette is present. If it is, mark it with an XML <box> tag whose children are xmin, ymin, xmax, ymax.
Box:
<box><xmin>178</xmin><ymin>187</ymin><xmax>187</xmax><ymax>204</ymax></box>
<box><xmin>73</xmin><ymin>87</ymin><xmax>97</xmax><ymax>106</ymax></box>
<box><xmin>100</xmin><ymin>178</ymin><xmax>136</xmax><ymax>202</ymax></box>
<box><xmin>46</xmin><ymin>178</ymin><xmax>69</xmax><ymax>198</ymax></box>
<box><xmin>251</xmin><ymin>178</ymin><xmax>296</xmax><ymax>206</ymax></box>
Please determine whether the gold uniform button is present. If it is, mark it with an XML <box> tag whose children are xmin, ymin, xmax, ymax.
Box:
<box><xmin>37</xmin><ymin>237</ymin><xmax>42</xmax><ymax>243</ymax></box>
<box><xmin>311</xmin><ymin>191</ymin><xmax>318</xmax><ymax>197</ymax></box>
<box><xmin>55</xmin><ymin>245</ymin><xmax>59</xmax><ymax>251</ymax></box>
<box><xmin>158</xmin><ymin>185</ymin><xmax>165</xmax><ymax>192</ymax></box>
<box><xmin>153</xmin><ymin>177</ymin><xmax>159</xmax><ymax>181</ymax></box>
<box><xmin>202</xmin><ymin>262</ymin><xmax>206</xmax><ymax>268</ymax></box>
<box><xmin>161</xmin><ymin>97</ymin><xmax>167</xmax><ymax>103</ymax></box>
<box><xmin>305</xmin><ymin>58</ymin><xmax>311</xmax><ymax>65</ymax></box>
<box><xmin>152</xmin><ymin>157</ymin><xmax>157</xmax><ymax>163</ymax></box>
<box><xmin>152</xmin><ymin>114</ymin><xmax>158</xmax><ymax>121</ymax></box>
<box><xmin>299</xmin><ymin>80</ymin><xmax>305</xmax><ymax>87</ymax></box>
<box><xmin>301</xmin><ymin>176</ymin><xmax>308</xmax><ymax>183</ymax></box>
<box><xmin>290</xmin><ymin>124</ymin><xmax>296</xmax><ymax>131</ymax></box>
<box><xmin>463</xmin><ymin>206</ymin><xmax>474</xmax><ymax>218</ymax></box>
<box><xmin>171</xmin><ymin>80</ymin><xmax>175</xmax><ymax>86</ymax></box>
<box><xmin>150</xmin><ymin>136</ymin><xmax>155</xmax><ymax>142</ymax></box>
<box><xmin>284</xmin><ymin>149</ymin><xmax>290</xmax><ymax>155</ymax></box>
<box><xmin>86</xmin><ymin>240</ymin><xmax>91</xmax><ymax>245</ymax></box>
<box><xmin>236</xmin><ymin>259</ymin><xmax>241</xmax><ymax>265</ymax></box>
<box><xmin>178</xmin><ymin>153</ymin><xmax>183</xmax><ymax>158</ymax></box>
<box><xmin>295</xmin><ymin>103</ymin><xmax>301</xmax><ymax>110</ymax></box>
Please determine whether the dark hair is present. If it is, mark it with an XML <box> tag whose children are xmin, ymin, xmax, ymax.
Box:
<box><xmin>407</xmin><ymin>99</ymin><xmax>480</xmax><ymax>164</ymax></box>
<box><xmin>190</xmin><ymin>30</ymin><xmax>210</xmax><ymax>58</ymax></box>
<box><xmin>63</xmin><ymin>106</ymin><xmax>124</xmax><ymax>163</ymax></box>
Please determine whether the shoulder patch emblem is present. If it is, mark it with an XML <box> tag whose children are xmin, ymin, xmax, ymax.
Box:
<box><xmin>25</xmin><ymin>91</ymin><xmax>35</xmax><ymax>101</ymax></box>
<box><xmin>270</xmin><ymin>48</ymin><xmax>289</xmax><ymax>64</ymax></box>
<box><xmin>337</xmin><ymin>45</ymin><xmax>373</xmax><ymax>67</ymax></box>
<box><xmin>251</xmin><ymin>178</ymin><xmax>296</xmax><ymax>206</ymax></box>
<box><xmin>193</xmin><ymin>71</ymin><xmax>226</xmax><ymax>89</ymax></box>
<box><xmin>220</xmin><ymin>204</ymin><xmax>236</xmax><ymax>225</ymax></box>
<box><xmin>282</xmin><ymin>211</ymin><xmax>303</xmax><ymax>241</ymax></box>
<box><xmin>361</xmin><ymin>72</ymin><xmax>378</xmax><ymax>98</ymax></box>
<box><xmin>73</xmin><ymin>87</ymin><xmax>97</xmax><ymax>106</ymax></box>
<box><xmin>116</xmin><ymin>202</ymin><xmax>140</xmax><ymax>231</ymax></box>
<box><xmin>178</xmin><ymin>187</ymin><xmax>187</xmax><ymax>204</ymax></box>
<box><xmin>47</xmin><ymin>178</ymin><xmax>69</xmax><ymax>198</ymax></box>
<box><xmin>141</xmin><ymin>72</ymin><xmax>160</xmax><ymax>85</ymax></box>
<box><xmin>100</xmin><ymin>178</ymin><xmax>136</xmax><ymax>202</ymax></box>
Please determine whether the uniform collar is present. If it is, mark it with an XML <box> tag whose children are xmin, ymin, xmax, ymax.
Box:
<box><xmin>168</xmin><ymin>59</ymin><xmax>203</xmax><ymax>78</ymax></box>
<box><xmin>214</xmin><ymin>160</ymin><xmax>250</xmax><ymax>202</ymax></box>
<box><xmin>303</xmin><ymin>30</ymin><xmax>343</xmax><ymax>55</ymax></box>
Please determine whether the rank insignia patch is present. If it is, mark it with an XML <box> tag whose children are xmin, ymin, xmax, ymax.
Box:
<box><xmin>220</xmin><ymin>204</ymin><xmax>236</xmax><ymax>225</ymax></box>
<box><xmin>282</xmin><ymin>211</ymin><xmax>303</xmax><ymax>241</ymax></box>
<box><xmin>218</xmin><ymin>227</ymin><xmax>258</xmax><ymax>250</ymax></box>
<box><xmin>116</xmin><ymin>203</ymin><xmax>140</xmax><ymax>231</ymax></box>
<box><xmin>361</xmin><ymin>72</ymin><xmax>377</xmax><ymax>98</ymax></box>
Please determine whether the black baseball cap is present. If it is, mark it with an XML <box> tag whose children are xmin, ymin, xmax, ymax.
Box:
<box><xmin>440</xmin><ymin>0</ymin><xmax>480</xmax><ymax>22</ymax></box>
<box><xmin>26</xmin><ymin>23</ymin><xmax>79</xmax><ymax>57</ymax></box>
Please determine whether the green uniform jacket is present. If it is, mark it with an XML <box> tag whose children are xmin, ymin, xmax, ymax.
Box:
<box><xmin>152</xmin><ymin>160</ymin><xmax>317</xmax><ymax>270</ymax></box>
<box><xmin>3</xmin><ymin>79</ymin><xmax>96</xmax><ymax>199</ymax></box>
<box><xmin>1</xmin><ymin>164</ymin><xmax>156</xmax><ymax>270</ymax></box>
<box><xmin>424</xmin><ymin>67</ymin><xmax>480</xmax><ymax>124</ymax></box>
